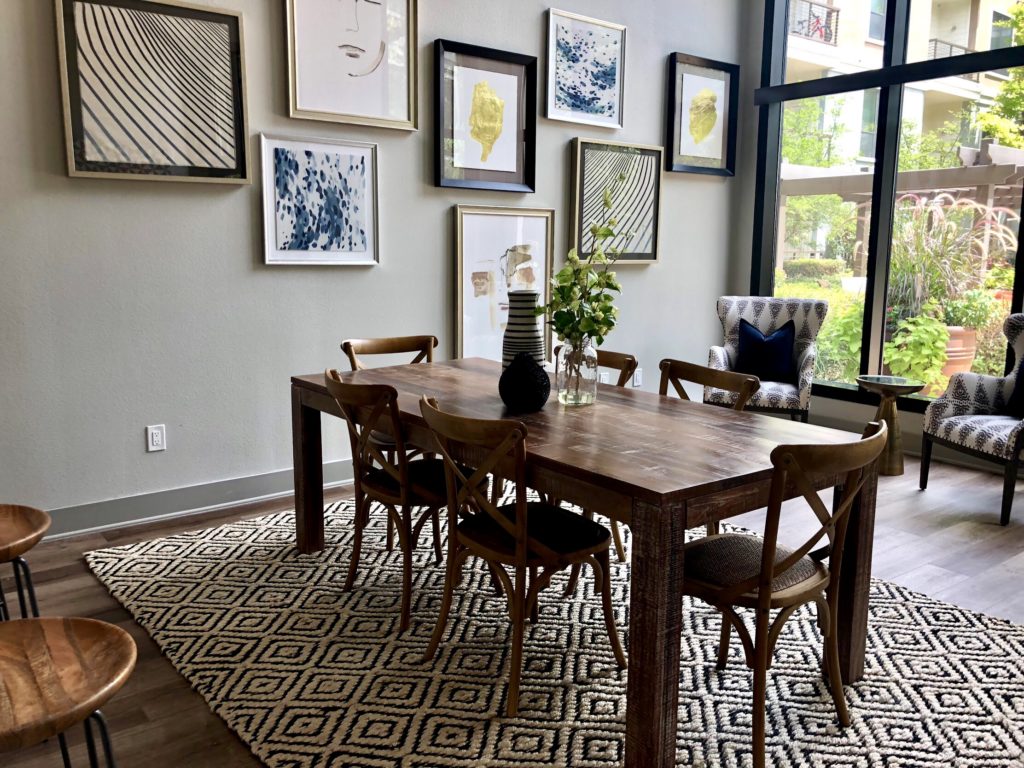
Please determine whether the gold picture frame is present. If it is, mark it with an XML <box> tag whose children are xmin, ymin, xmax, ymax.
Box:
<box><xmin>455</xmin><ymin>205</ymin><xmax>554</xmax><ymax>361</ymax></box>
<box><xmin>54</xmin><ymin>0</ymin><xmax>250</xmax><ymax>184</ymax></box>
<box><xmin>286</xmin><ymin>0</ymin><xmax>417</xmax><ymax>131</ymax></box>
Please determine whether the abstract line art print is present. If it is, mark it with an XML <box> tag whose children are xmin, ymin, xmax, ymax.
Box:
<box><xmin>261</xmin><ymin>135</ymin><xmax>378</xmax><ymax>266</ymax></box>
<box><xmin>287</xmin><ymin>0</ymin><xmax>417</xmax><ymax>130</ymax></box>
<box><xmin>546</xmin><ymin>9</ymin><xmax>625</xmax><ymax>129</ymax></box>
<box><xmin>570</xmin><ymin>138</ymin><xmax>663</xmax><ymax>263</ymax></box>
<box><xmin>55</xmin><ymin>0</ymin><xmax>249</xmax><ymax>183</ymax></box>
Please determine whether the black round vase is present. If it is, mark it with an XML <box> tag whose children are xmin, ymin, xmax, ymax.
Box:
<box><xmin>499</xmin><ymin>352</ymin><xmax>551</xmax><ymax>414</ymax></box>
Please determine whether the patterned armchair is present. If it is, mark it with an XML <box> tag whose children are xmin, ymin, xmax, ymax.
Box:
<box><xmin>920</xmin><ymin>314</ymin><xmax>1024</xmax><ymax>526</ymax></box>
<box><xmin>706</xmin><ymin>296</ymin><xmax>829</xmax><ymax>422</ymax></box>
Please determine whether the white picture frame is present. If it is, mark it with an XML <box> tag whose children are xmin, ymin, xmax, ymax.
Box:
<box><xmin>286</xmin><ymin>0</ymin><xmax>417</xmax><ymax>131</ymax></box>
<box><xmin>455</xmin><ymin>205</ymin><xmax>554</xmax><ymax>361</ymax></box>
<box><xmin>545</xmin><ymin>8</ymin><xmax>626</xmax><ymax>129</ymax></box>
<box><xmin>261</xmin><ymin>134</ymin><xmax>379</xmax><ymax>266</ymax></box>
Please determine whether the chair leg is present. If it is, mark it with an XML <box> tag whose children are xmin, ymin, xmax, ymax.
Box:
<box><xmin>563</xmin><ymin>509</ymin><xmax>595</xmax><ymax>597</ymax></box>
<box><xmin>12</xmin><ymin>556</ymin><xmax>40</xmax><ymax>618</ymax></box>
<box><xmin>751</xmin><ymin>609</ymin><xmax>770</xmax><ymax>768</ymax></box>
<box><xmin>716</xmin><ymin>613</ymin><xmax>731</xmax><ymax>670</ymax></box>
<box><xmin>82</xmin><ymin>710</ymin><xmax>117</xmax><ymax>768</ymax></box>
<box><xmin>424</xmin><ymin>546</ymin><xmax>465</xmax><ymax>662</ymax></box>
<box><xmin>431</xmin><ymin>510</ymin><xmax>443</xmax><ymax>565</ymax></box>
<box><xmin>823</xmin><ymin>614</ymin><xmax>851</xmax><ymax>727</ymax></box>
<box><xmin>344</xmin><ymin>496</ymin><xmax>370</xmax><ymax>591</ymax></box>
<box><xmin>58</xmin><ymin>732</ymin><xmax>72</xmax><ymax>768</ymax></box>
<box><xmin>705</xmin><ymin>521</ymin><xmax>720</xmax><ymax>536</ymax></box>
<box><xmin>506</xmin><ymin>566</ymin><xmax>527</xmax><ymax>717</ymax></box>
<box><xmin>386</xmin><ymin>514</ymin><xmax>394</xmax><ymax>552</ymax></box>
<box><xmin>1002</xmin><ymin>461</ymin><xmax>1018</xmax><ymax>526</ymax></box>
<box><xmin>398</xmin><ymin>509</ymin><xmax>414</xmax><ymax>633</ymax></box>
<box><xmin>0</xmin><ymin>577</ymin><xmax>10</xmax><ymax>622</ymax></box>
<box><xmin>919</xmin><ymin>434</ymin><xmax>933</xmax><ymax>491</ymax></box>
<box><xmin>594</xmin><ymin>549</ymin><xmax>627</xmax><ymax>668</ymax></box>
<box><xmin>528</xmin><ymin>567</ymin><xmax>540</xmax><ymax>624</ymax></box>
<box><xmin>610</xmin><ymin>521</ymin><xmax>627</xmax><ymax>562</ymax></box>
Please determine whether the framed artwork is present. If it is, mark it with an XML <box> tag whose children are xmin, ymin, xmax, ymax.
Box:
<box><xmin>54</xmin><ymin>0</ymin><xmax>249</xmax><ymax>184</ymax></box>
<box><xmin>455</xmin><ymin>205</ymin><xmax>553</xmax><ymax>360</ymax></box>
<box><xmin>546</xmin><ymin>9</ymin><xmax>626</xmax><ymax>129</ymax></box>
<box><xmin>435</xmin><ymin>39</ymin><xmax>537</xmax><ymax>192</ymax></box>
<box><xmin>665</xmin><ymin>52</ymin><xmax>739</xmax><ymax>176</ymax></box>
<box><xmin>569</xmin><ymin>138</ymin><xmax>663</xmax><ymax>264</ymax></box>
<box><xmin>260</xmin><ymin>134</ymin><xmax>378</xmax><ymax>266</ymax></box>
<box><xmin>287</xmin><ymin>0</ymin><xmax>416</xmax><ymax>131</ymax></box>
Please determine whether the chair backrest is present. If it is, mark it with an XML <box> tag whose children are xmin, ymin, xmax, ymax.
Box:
<box><xmin>718</xmin><ymin>421</ymin><xmax>888</xmax><ymax>606</ymax></box>
<box><xmin>658</xmin><ymin>358</ymin><xmax>760</xmax><ymax>410</ymax></box>
<box><xmin>419</xmin><ymin>397</ymin><xmax>560</xmax><ymax>563</ymax></box>
<box><xmin>325</xmin><ymin>369</ymin><xmax>410</xmax><ymax>503</ymax></box>
<box><xmin>554</xmin><ymin>346</ymin><xmax>638</xmax><ymax>388</ymax></box>
<box><xmin>341</xmin><ymin>335</ymin><xmax>439</xmax><ymax>371</ymax></box>
<box><xmin>716</xmin><ymin>296</ymin><xmax>829</xmax><ymax>361</ymax></box>
<box><xmin>995</xmin><ymin>314</ymin><xmax>1024</xmax><ymax>403</ymax></box>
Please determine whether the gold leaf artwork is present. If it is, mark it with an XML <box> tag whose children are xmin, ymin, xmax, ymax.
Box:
<box><xmin>689</xmin><ymin>88</ymin><xmax>718</xmax><ymax>145</ymax></box>
<box><xmin>469</xmin><ymin>80</ymin><xmax>505</xmax><ymax>162</ymax></box>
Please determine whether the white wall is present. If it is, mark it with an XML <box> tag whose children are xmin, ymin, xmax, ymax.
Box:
<box><xmin>0</xmin><ymin>0</ymin><xmax>749</xmax><ymax>528</ymax></box>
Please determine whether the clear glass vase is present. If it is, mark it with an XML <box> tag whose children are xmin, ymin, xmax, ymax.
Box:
<box><xmin>556</xmin><ymin>339</ymin><xmax>599</xmax><ymax>405</ymax></box>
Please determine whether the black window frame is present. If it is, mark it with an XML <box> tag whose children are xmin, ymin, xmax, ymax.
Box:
<box><xmin>750</xmin><ymin>0</ymin><xmax>1024</xmax><ymax>415</ymax></box>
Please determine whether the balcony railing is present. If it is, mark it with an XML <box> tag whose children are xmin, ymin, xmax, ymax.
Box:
<box><xmin>789</xmin><ymin>0</ymin><xmax>839</xmax><ymax>46</ymax></box>
<box><xmin>927</xmin><ymin>38</ymin><xmax>980</xmax><ymax>81</ymax></box>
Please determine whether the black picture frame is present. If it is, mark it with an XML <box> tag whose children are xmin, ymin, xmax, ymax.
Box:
<box><xmin>665</xmin><ymin>52</ymin><xmax>738</xmax><ymax>176</ymax></box>
<box><xmin>55</xmin><ymin>0</ymin><xmax>249</xmax><ymax>184</ymax></box>
<box><xmin>570</xmin><ymin>138</ymin><xmax>663</xmax><ymax>264</ymax></box>
<box><xmin>434</xmin><ymin>39</ymin><xmax>537</xmax><ymax>192</ymax></box>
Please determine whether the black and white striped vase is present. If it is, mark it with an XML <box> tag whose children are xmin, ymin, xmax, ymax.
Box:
<box><xmin>502</xmin><ymin>291</ymin><xmax>546</xmax><ymax>369</ymax></box>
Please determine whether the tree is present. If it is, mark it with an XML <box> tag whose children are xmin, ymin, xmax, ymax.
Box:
<box><xmin>781</xmin><ymin>98</ymin><xmax>848</xmax><ymax>167</ymax></box>
<box><xmin>978</xmin><ymin>3</ymin><xmax>1024</xmax><ymax>148</ymax></box>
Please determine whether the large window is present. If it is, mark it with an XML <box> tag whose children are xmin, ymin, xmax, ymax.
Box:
<box><xmin>754</xmin><ymin>0</ymin><xmax>1024</xmax><ymax>410</ymax></box>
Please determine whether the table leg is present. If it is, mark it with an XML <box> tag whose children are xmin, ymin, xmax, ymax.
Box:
<box><xmin>625</xmin><ymin>499</ymin><xmax>685</xmax><ymax>768</ymax></box>
<box><xmin>836</xmin><ymin>461</ymin><xmax>877</xmax><ymax>683</ymax></box>
<box><xmin>875</xmin><ymin>395</ymin><xmax>904</xmax><ymax>476</ymax></box>
<box><xmin>292</xmin><ymin>384</ymin><xmax>325</xmax><ymax>554</ymax></box>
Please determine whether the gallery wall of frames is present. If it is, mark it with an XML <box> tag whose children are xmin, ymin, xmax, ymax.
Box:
<box><xmin>52</xmin><ymin>0</ymin><xmax>741</xmax><ymax>362</ymax></box>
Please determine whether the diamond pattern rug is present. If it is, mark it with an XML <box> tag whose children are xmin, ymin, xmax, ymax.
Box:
<box><xmin>85</xmin><ymin>501</ymin><xmax>1024</xmax><ymax>767</ymax></box>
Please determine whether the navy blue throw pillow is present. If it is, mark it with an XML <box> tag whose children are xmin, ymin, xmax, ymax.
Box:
<box><xmin>735</xmin><ymin>319</ymin><xmax>797</xmax><ymax>384</ymax></box>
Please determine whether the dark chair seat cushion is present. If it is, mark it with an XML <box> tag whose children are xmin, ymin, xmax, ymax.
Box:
<box><xmin>735</xmin><ymin>319</ymin><xmax>797</xmax><ymax>385</ymax></box>
<box><xmin>362</xmin><ymin>458</ymin><xmax>487</xmax><ymax>504</ymax></box>
<box><xmin>458</xmin><ymin>502</ymin><xmax>610</xmax><ymax>562</ymax></box>
<box><xmin>683</xmin><ymin>533</ymin><xmax>823</xmax><ymax>595</ymax></box>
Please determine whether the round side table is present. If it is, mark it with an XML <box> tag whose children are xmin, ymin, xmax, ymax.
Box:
<box><xmin>856</xmin><ymin>375</ymin><xmax>925</xmax><ymax>476</ymax></box>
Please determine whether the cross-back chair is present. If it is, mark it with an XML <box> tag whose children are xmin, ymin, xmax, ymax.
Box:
<box><xmin>681</xmin><ymin>421</ymin><xmax>887</xmax><ymax>768</ymax></box>
<box><xmin>660</xmin><ymin>358</ymin><xmax>761</xmax><ymax>535</ymax></box>
<box><xmin>341</xmin><ymin>335</ymin><xmax>439</xmax><ymax>371</ymax></box>
<box><xmin>325</xmin><ymin>369</ymin><xmax>446</xmax><ymax>633</ymax></box>
<box><xmin>419</xmin><ymin>397</ymin><xmax>627</xmax><ymax>716</ymax></box>
<box><xmin>659</xmin><ymin>358</ymin><xmax>760</xmax><ymax>411</ymax></box>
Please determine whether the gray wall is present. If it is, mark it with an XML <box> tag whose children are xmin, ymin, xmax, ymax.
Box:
<box><xmin>0</xmin><ymin>0</ymin><xmax>750</xmax><ymax>533</ymax></box>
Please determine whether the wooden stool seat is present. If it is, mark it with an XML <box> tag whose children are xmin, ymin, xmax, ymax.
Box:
<box><xmin>0</xmin><ymin>505</ymin><xmax>51</xmax><ymax>563</ymax></box>
<box><xmin>0</xmin><ymin>617</ymin><xmax>136</xmax><ymax>752</ymax></box>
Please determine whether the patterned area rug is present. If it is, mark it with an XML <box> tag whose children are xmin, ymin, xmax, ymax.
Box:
<box><xmin>85</xmin><ymin>501</ymin><xmax>1024</xmax><ymax>767</ymax></box>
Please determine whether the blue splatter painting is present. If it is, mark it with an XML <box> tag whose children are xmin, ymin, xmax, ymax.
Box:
<box><xmin>274</xmin><ymin>148</ymin><xmax>367</xmax><ymax>252</ymax></box>
<box><xmin>554</xmin><ymin>21</ymin><xmax>621</xmax><ymax>118</ymax></box>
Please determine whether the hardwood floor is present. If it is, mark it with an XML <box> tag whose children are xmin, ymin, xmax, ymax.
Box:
<box><xmin>4</xmin><ymin>460</ymin><xmax>1023</xmax><ymax>767</ymax></box>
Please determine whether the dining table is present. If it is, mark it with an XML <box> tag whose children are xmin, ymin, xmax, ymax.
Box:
<box><xmin>290</xmin><ymin>357</ymin><xmax>878</xmax><ymax>768</ymax></box>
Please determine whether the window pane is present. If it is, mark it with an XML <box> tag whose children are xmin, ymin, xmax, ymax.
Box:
<box><xmin>786</xmin><ymin>1</ymin><xmax>884</xmax><ymax>83</ymax></box>
<box><xmin>774</xmin><ymin>91</ymin><xmax>880</xmax><ymax>387</ymax></box>
<box><xmin>885</xmin><ymin>69</ymin><xmax>1023</xmax><ymax>396</ymax></box>
<box><xmin>906</xmin><ymin>0</ymin><xmax>1018</xmax><ymax>63</ymax></box>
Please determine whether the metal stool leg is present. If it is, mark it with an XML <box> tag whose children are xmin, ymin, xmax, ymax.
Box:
<box><xmin>0</xmin><ymin>575</ymin><xmax>9</xmax><ymax>621</ymax></box>
<box><xmin>89</xmin><ymin>711</ymin><xmax>117</xmax><ymax>768</ymax></box>
<box><xmin>11</xmin><ymin>557</ymin><xmax>40</xmax><ymax>618</ymax></box>
<box><xmin>58</xmin><ymin>732</ymin><xmax>73</xmax><ymax>768</ymax></box>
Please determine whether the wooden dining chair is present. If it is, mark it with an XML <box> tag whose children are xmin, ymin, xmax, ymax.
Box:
<box><xmin>659</xmin><ymin>358</ymin><xmax>760</xmax><ymax>411</ymax></box>
<box><xmin>341</xmin><ymin>335</ymin><xmax>438</xmax><ymax>371</ymax></box>
<box><xmin>553</xmin><ymin>346</ymin><xmax>637</xmax><ymax>567</ymax></box>
<box><xmin>681</xmin><ymin>421</ymin><xmax>887</xmax><ymax>768</ymax></box>
<box><xmin>325</xmin><ymin>369</ymin><xmax>447</xmax><ymax>633</ymax></box>
<box><xmin>419</xmin><ymin>396</ymin><xmax>627</xmax><ymax>716</ymax></box>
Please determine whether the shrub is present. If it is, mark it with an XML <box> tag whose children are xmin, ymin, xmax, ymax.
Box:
<box><xmin>782</xmin><ymin>258</ymin><xmax>846</xmax><ymax>280</ymax></box>
<box><xmin>944</xmin><ymin>289</ymin><xmax>998</xmax><ymax>329</ymax></box>
<box><xmin>882</xmin><ymin>303</ymin><xmax>950</xmax><ymax>394</ymax></box>
<box><xmin>984</xmin><ymin>264</ymin><xmax>1015</xmax><ymax>291</ymax></box>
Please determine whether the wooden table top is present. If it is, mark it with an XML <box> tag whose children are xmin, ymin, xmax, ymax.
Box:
<box><xmin>294</xmin><ymin>358</ymin><xmax>860</xmax><ymax>506</ymax></box>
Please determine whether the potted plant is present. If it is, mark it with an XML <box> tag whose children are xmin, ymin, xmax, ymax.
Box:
<box><xmin>941</xmin><ymin>289</ymin><xmax>998</xmax><ymax>378</ymax></box>
<box><xmin>538</xmin><ymin>185</ymin><xmax>623</xmax><ymax>405</ymax></box>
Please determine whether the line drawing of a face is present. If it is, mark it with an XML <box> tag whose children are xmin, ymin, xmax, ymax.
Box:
<box><xmin>337</xmin><ymin>0</ymin><xmax>386</xmax><ymax>77</ymax></box>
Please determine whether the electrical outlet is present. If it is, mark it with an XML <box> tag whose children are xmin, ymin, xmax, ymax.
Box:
<box><xmin>146</xmin><ymin>424</ymin><xmax>167</xmax><ymax>452</ymax></box>
<box><xmin>598</xmin><ymin>371</ymin><xmax>610</xmax><ymax>384</ymax></box>
<box><xmin>632</xmin><ymin>368</ymin><xmax>643</xmax><ymax>388</ymax></box>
